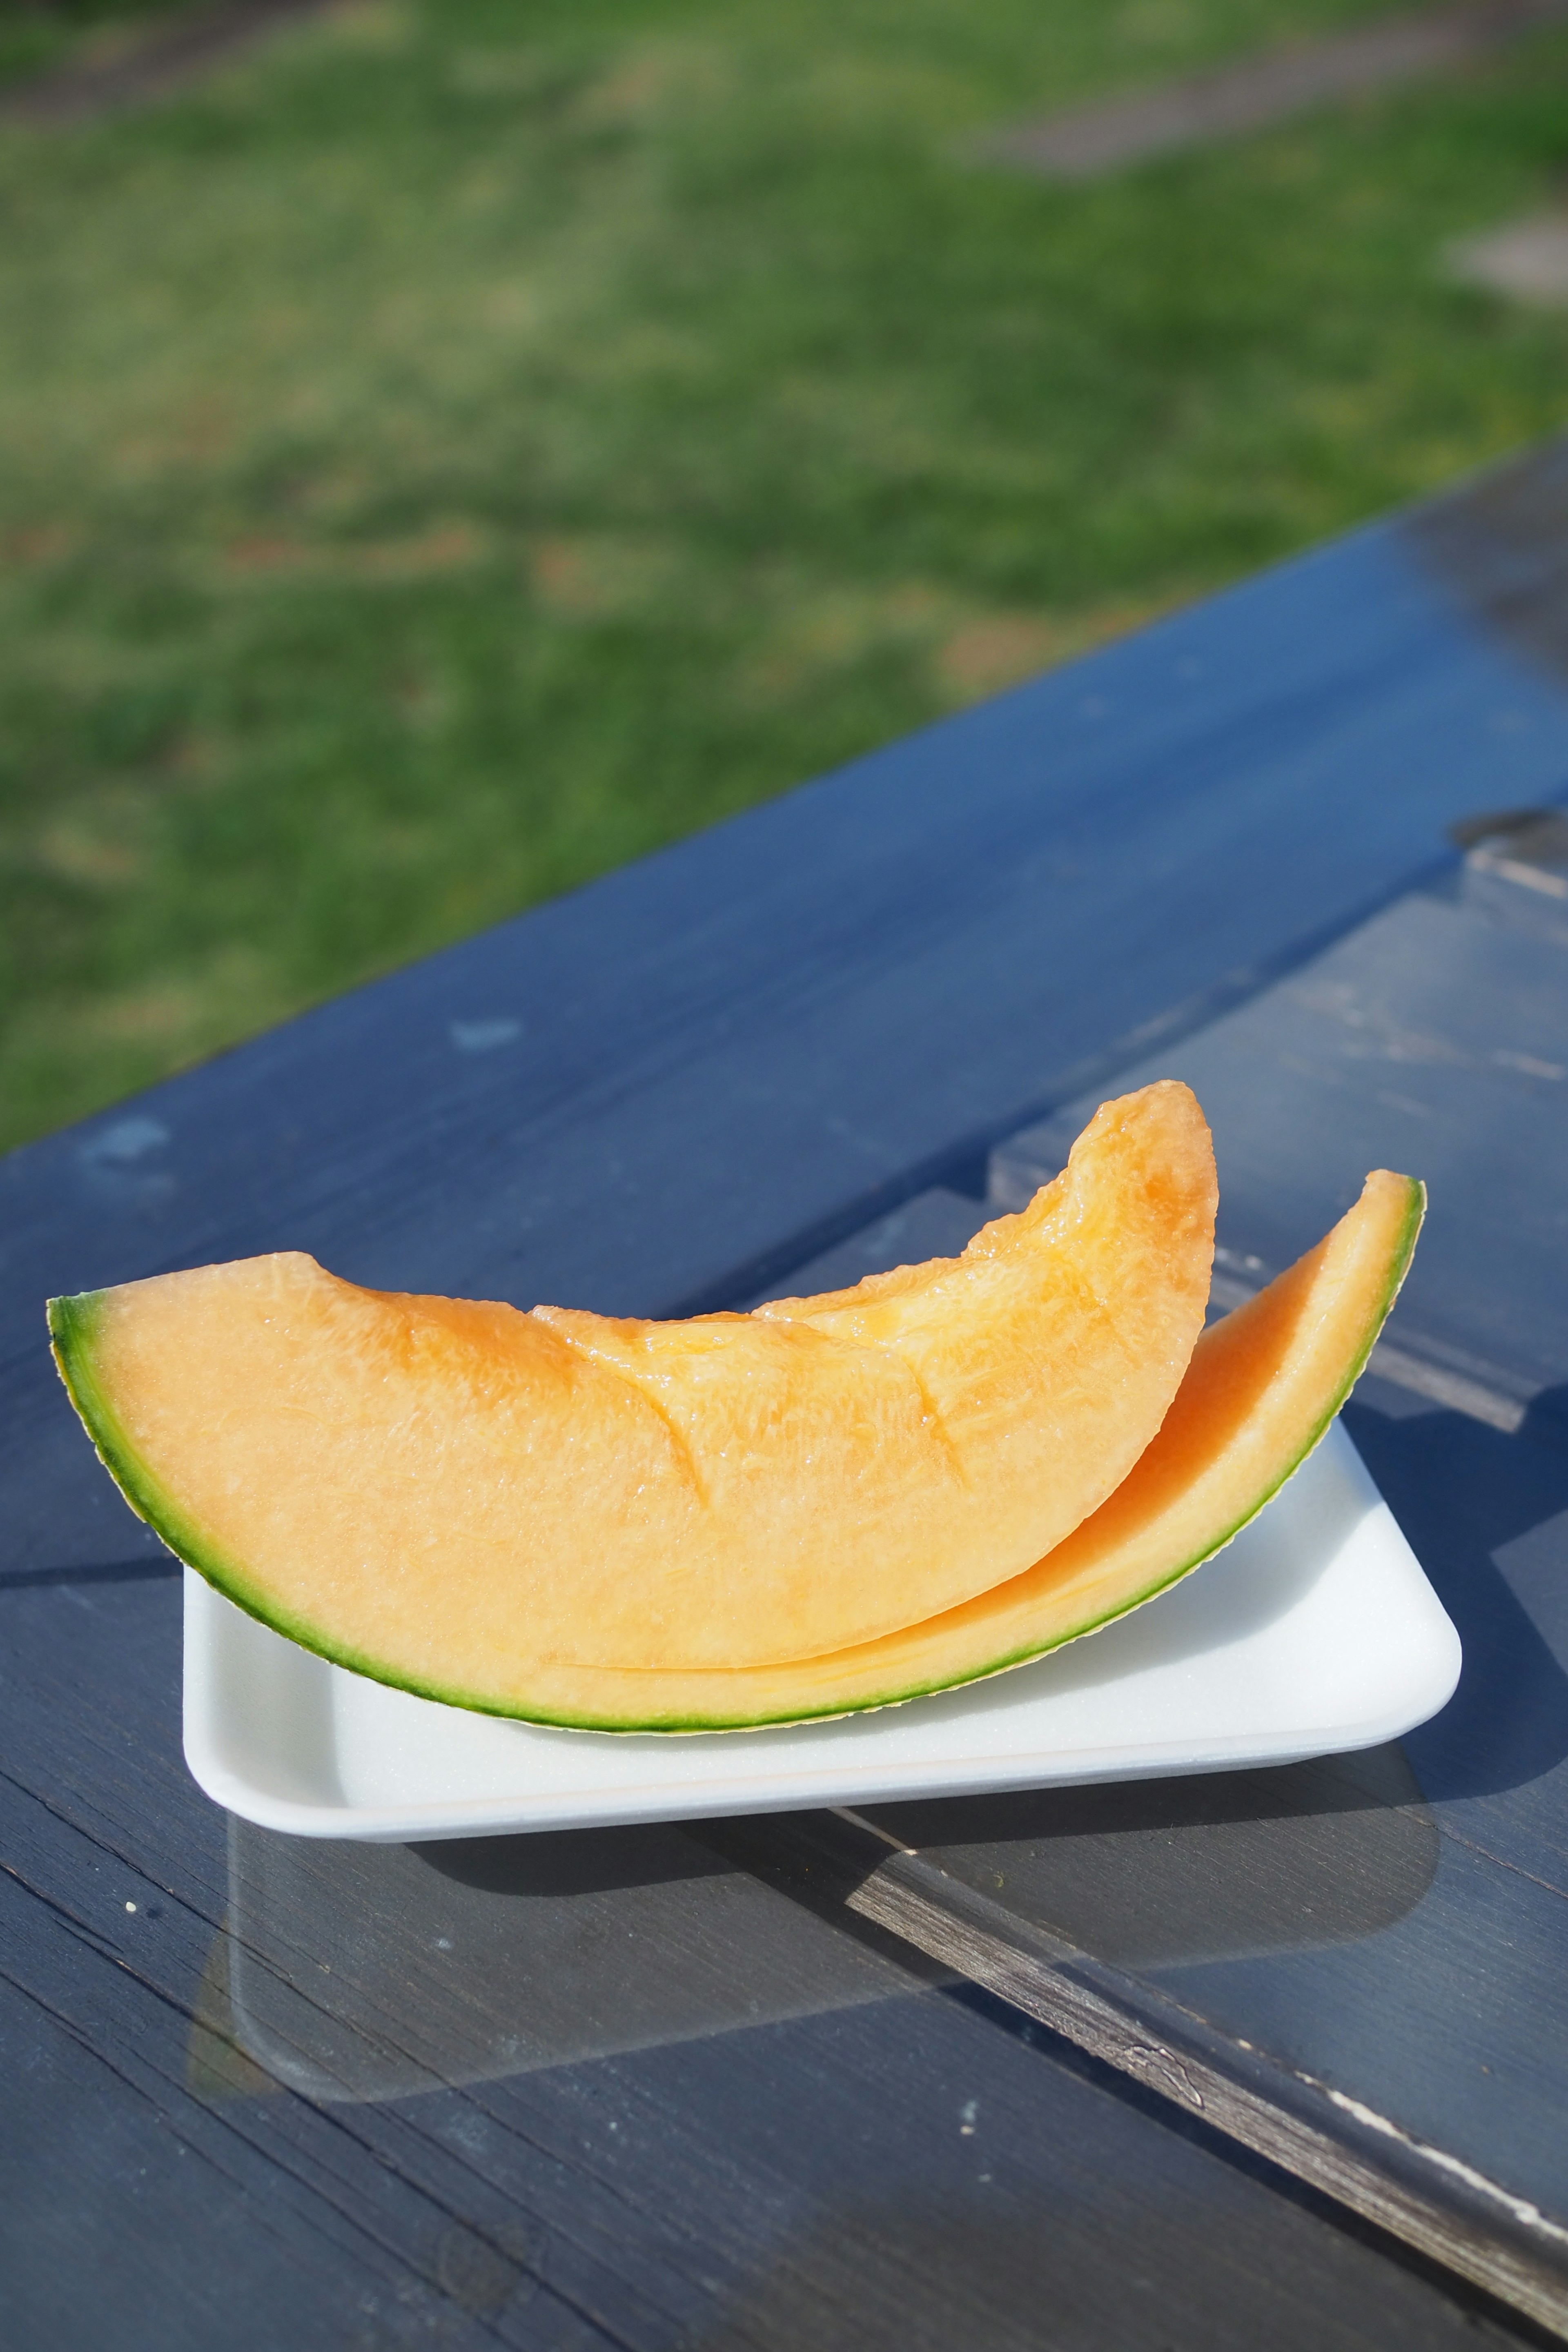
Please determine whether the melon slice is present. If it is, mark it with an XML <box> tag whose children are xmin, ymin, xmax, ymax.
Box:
<box><xmin>506</xmin><ymin>1168</ymin><xmax>1422</xmax><ymax>1727</ymax></box>
<box><xmin>49</xmin><ymin>1080</ymin><xmax>1216</xmax><ymax>1677</ymax></box>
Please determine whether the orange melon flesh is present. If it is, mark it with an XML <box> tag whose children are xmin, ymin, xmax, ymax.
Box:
<box><xmin>410</xmin><ymin>1168</ymin><xmax>1421</xmax><ymax>1728</ymax></box>
<box><xmin>48</xmin><ymin>1080</ymin><xmax>1216</xmax><ymax>1676</ymax></box>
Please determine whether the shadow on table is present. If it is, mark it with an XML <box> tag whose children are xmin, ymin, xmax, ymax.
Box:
<box><xmin>192</xmin><ymin>1813</ymin><xmax>943</xmax><ymax>2105</ymax></box>
<box><xmin>863</xmin><ymin>1743</ymin><xmax>1440</xmax><ymax>1970</ymax></box>
<box><xmin>1344</xmin><ymin>1398</ymin><xmax>1568</xmax><ymax>1801</ymax></box>
<box><xmin>195</xmin><ymin>1743</ymin><xmax>1445</xmax><ymax>2105</ymax></box>
<box><xmin>854</xmin><ymin>1393</ymin><xmax>1568</xmax><ymax>1965</ymax></box>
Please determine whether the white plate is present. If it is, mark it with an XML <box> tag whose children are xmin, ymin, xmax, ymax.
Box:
<box><xmin>183</xmin><ymin>1421</ymin><xmax>1461</xmax><ymax>1842</ymax></box>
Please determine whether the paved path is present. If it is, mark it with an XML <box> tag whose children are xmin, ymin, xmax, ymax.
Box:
<box><xmin>978</xmin><ymin>0</ymin><xmax>1568</xmax><ymax>179</ymax></box>
<box><xmin>1450</xmin><ymin>213</ymin><xmax>1568</xmax><ymax>304</ymax></box>
<box><xmin>0</xmin><ymin>0</ymin><xmax>337</xmax><ymax>125</ymax></box>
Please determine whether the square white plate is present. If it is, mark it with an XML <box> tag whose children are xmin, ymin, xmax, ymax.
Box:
<box><xmin>183</xmin><ymin>1421</ymin><xmax>1460</xmax><ymax>1842</ymax></box>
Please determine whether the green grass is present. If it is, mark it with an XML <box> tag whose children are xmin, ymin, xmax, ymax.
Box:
<box><xmin>4</xmin><ymin>0</ymin><xmax>1568</xmax><ymax>1153</ymax></box>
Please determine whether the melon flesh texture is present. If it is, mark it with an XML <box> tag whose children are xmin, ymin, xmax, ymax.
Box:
<box><xmin>49</xmin><ymin>1080</ymin><xmax>1216</xmax><ymax>1678</ymax></box>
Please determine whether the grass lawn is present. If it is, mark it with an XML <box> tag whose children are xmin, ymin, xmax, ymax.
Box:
<box><xmin>4</xmin><ymin>0</ymin><xmax>1568</xmax><ymax>1152</ymax></box>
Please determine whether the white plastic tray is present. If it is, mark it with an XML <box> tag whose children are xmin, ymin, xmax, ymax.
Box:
<box><xmin>183</xmin><ymin>1421</ymin><xmax>1461</xmax><ymax>1841</ymax></box>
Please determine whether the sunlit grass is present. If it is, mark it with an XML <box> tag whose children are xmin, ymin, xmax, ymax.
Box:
<box><xmin>3</xmin><ymin>0</ymin><xmax>1568</xmax><ymax>1147</ymax></box>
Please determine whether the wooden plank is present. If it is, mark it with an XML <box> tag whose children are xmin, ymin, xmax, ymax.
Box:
<box><xmin>708</xmin><ymin>1808</ymin><xmax>1568</xmax><ymax>2338</ymax></box>
<box><xmin>991</xmin><ymin>888</ymin><xmax>1568</xmax><ymax>1405</ymax></box>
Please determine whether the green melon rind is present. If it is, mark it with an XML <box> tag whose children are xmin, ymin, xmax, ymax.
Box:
<box><xmin>47</xmin><ymin>1176</ymin><xmax>1423</xmax><ymax>1737</ymax></box>
<box><xmin>50</xmin><ymin>1287</ymin><xmax>341</xmax><ymax>1661</ymax></box>
<box><xmin>50</xmin><ymin>1290</ymin><xmax>225</xmax><ymax>1584</ymax></box>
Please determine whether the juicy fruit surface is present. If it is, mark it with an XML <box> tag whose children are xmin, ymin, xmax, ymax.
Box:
<box><xmin>51</xmin><ymin>1082</ymin><xmax>1216</xmax><ymax>1679</ymax></box>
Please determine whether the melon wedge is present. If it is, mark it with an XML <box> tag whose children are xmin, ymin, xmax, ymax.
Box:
<box><xmin>49</xmin><ymin>1080</ymin><xmax>1216</xmax><ymax>1677</ymax></box>
<box><xmin>501</xmin><ymin>1168</ymin><xmax>1422</xmax><ymax>1727</ymax></box>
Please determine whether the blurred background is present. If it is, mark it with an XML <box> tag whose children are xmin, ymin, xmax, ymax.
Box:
<box><xmin>4</xmin><ymin>0</ymin><xmax>1568</xmax><ymax>1154</ymax></box>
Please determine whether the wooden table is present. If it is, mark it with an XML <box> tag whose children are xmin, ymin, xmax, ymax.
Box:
<box><xmin>6</xmin><ymin>442</ymin><xmax>1568</xmax><ymax>2352</ymax></box>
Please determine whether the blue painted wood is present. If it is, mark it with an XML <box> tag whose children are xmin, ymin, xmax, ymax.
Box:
<box><xmin>992</xmin><ymin>884</ymin><xmax>1568</xmax><ymax>1399</ymax></box>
